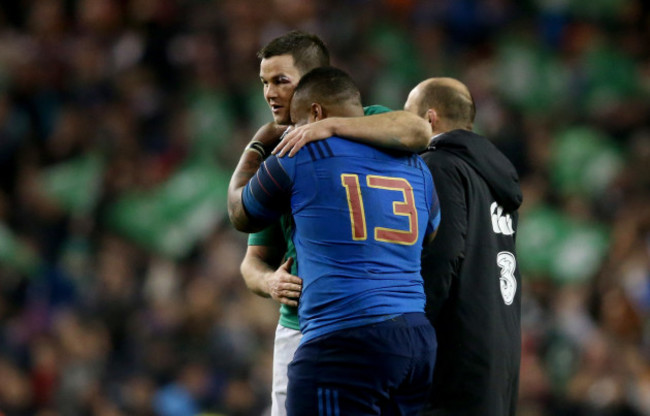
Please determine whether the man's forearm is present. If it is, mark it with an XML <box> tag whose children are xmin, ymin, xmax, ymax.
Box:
<box><xmin>240</xmin><ymin>245</ymin><xmax>301</xmax><ymax>306</ymax></box>
<box><xmin>227</xmin><ymin>146</ymin><xmax>264</xmax><ymax>231</ymax></box>
<box><xmin>240</xmin><ymin>251</ymin><xmax>274</xmax><ymax>297</ymax></box>
<box><xmin>228</xmin><ymin>122</ymin><xmax>288</xmax><ymax>231</ymax></box>
<box><xmin>330</xmin><ymin>110</ymin><xmax>431</xmax><ymax>151</ymax></box>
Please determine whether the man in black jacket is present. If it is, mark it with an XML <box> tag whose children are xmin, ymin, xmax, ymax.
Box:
<box><xmin>405</xmin><ymin>78</ymin><xmax>523</xmax><ymax>416</ymax></box>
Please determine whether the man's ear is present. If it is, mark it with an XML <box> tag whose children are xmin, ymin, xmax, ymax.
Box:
<box><xmin>427</xmin><ymin>108</ymin><xmax>438</xmax><ymax>131</ymax></box>
<box><xmin>311</xmin><ymin>103</ymin><xmax>324</xmax><ymax>122</ymax></box>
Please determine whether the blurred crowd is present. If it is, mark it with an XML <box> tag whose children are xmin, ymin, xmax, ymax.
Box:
<box><xmin>0</xmin><ymin>0</ymin><xmax>648</xmax><ymax>415</ymax></box>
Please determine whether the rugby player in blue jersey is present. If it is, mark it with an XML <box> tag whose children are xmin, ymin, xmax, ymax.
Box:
<box><xmin>230</xmin><ymin>67</ymin><xmax>440</xmax><ymax>416</ymax></box>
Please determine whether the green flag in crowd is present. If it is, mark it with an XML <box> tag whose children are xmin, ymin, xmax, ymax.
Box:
<box><xmin>0</xmin><ymin>222</ymin><xmax>41</xmax><ymax>276</ymax></box>
<box><xmin>39</xmin><ymin>152</ymin><xmax>105</xmax><ymax>215</ymax></box>
<box><xmin>517</xmin><ymin>204</ymin><xmax>610</xmax><ymax>284</ymax></box>
<box><xmin>550</xmin><ymin>126</ymin><xmax>624</xmax><ymax>199</ymax></box>
<box><xmin>105</xmin><ymin>161</ymin><xmax>230</xmax><ymax>259</ymax></box>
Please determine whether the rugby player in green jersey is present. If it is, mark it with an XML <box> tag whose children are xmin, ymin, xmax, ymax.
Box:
<box><xmin>227</xmin><ymin>30</ymin><xmax>430</xmax><ymax>416</ymax></box>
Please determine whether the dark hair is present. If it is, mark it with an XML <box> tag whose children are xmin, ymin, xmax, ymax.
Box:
<box><xmin>293</xmin><ymin>66</ymin><xmax>361</xmax><ymax>107</ymax></box>
<box><xmin>257</xmin><ymin>30</ymin><xmax>330</xmax><ymax>75</ymax></box>
<box><xmin>419</xmin><ymin>84</ymin><xmax>476</xmax><ymax>127</ymax></box>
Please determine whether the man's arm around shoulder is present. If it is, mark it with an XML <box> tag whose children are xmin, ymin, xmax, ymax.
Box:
<box><xmin>274</xmin><ymin>110</ymin><xmax>431</xmax><ymax>157</ymax></box>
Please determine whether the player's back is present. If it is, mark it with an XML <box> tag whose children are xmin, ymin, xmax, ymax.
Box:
<box><xmin>279</xmin><ymin>136</ymin><xmax>438</xmax><ymax>343</ymax></box>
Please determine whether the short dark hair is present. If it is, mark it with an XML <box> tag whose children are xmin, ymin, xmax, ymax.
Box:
<box><xmin>257</xmin><ymin>30</ymin><xmax>330</xmax><ymax>75</ymax></box>
<box><xmin>419</xmin><ymin>84</ymin><xmax>476</xmax><ymax>127</ymax></box>
<box><xmin>293</xmin><ymin>66</ymin><xmax>361</xmax><ymax>108</ymax></box>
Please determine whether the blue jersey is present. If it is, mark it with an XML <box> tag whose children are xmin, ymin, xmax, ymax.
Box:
<box><xmin>243</xmin><ymin>137</ymin><xmax>440</xmax><ymax>343</ymax></box>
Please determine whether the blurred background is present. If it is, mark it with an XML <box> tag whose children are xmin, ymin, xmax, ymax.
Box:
<box><xmin>0</xmin><ymin>0</ymin><xmax>648</xmax><ymax>415</ymax></box>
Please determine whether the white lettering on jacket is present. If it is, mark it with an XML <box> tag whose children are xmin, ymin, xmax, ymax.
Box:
<box><xmin>497</xmin><ymin>251</ymin><xmax>517</xmax><ymax>305</ymax></box>
<box><xmin>490</xmin><ymin>202</ymin><xmax>514</xmax><ymax>235</ymax></box>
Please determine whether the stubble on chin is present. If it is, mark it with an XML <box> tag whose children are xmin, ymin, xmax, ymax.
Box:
<box><xmin>274</xmin><ymin>113</ymin><xmax>291</xmax><ymax>126</ymax></box>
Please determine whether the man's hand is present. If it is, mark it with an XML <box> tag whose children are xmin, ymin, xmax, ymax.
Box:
<box><xmin>257</xmin><ymin>122</ymin><xmax>290</xmax><ymax>152</ymax></box>
<box><xmin>272</xmin><ymin>119</ymin><xmax>336</xmax><ymax>157</ymax></box>
<box><xmin>266</xmin><ymin>258</ymin><xmax>303</xmax><ymax>307</ymax></box>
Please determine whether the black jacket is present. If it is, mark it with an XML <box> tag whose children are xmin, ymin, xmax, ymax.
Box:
<box><xmin>420</xmin><ymin>129</ymin><xmax>523</xmax><ymax>416</ymax></box>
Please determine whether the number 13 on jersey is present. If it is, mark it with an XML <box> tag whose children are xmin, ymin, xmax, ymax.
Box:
<box><xmin>340</xmin><ymin>173</ymin><xmax>419</xmax><ymax>245</ymax></box>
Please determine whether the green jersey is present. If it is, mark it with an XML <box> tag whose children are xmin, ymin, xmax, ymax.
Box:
<box><xmin>246</xmin><ymin>104</ymin><xmax>392</xmax><ymax>330</ymax></box>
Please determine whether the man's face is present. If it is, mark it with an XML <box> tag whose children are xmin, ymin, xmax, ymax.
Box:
<box><xmin>260</xmin><ymin>54</ymin><xmax>302</xmax><ymax>125</ymax></box>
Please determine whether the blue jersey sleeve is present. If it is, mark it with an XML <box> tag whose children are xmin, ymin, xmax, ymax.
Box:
<box><xmin>242</xmin><ymin>155</ymin><xmax>294</xmax><ymax>226</ymax></box>
<box><xmin>425</xmin><ymin>162</ymin><xmax>441</xmax><ymax>236</ymax></box>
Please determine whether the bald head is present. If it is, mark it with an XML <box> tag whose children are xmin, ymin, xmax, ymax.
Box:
<box><xmin>404</xmin><ymin>77</ymin><xmax>475</xmax><ymax>134</ymax></box>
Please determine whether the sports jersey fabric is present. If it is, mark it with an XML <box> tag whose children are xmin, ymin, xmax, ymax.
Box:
<box><xmin>246</xmin><ymin>104</ymin><xmax>392</xmax><ymax>331</ymax></box>
<box><xmin>243</xmin><ymin>136</ymin><xmax>440</xmax><ymax>343</ymax></box>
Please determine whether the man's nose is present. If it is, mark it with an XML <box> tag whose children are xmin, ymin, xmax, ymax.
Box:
<box><xmin>265</xmin><ymin>84</ymin><xmax>278</xmax><ymax>100</ymax></box>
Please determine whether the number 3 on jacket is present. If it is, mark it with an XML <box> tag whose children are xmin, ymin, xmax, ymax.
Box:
<box><xmin>341</xmin><ymin>173</ymin><xmax>418</xmax><ymax>245</ymax></box>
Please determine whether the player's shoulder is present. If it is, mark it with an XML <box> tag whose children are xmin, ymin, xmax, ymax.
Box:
<box><xmin>410</xmin><ymin>153</ymin><xmax>434</xmax><ymax>180</ymax></box>
<box><xmin>313</xmin><ymin>135</ymin><xmax>370</xmax><ymax>157</ymax></box>
<box><xmin>419</xmin><ymin>147</ymin><xmax>461</xmax><ymax>171</ymax></box>
<box><xmin>363</xmin><ymin>104</ymin><xmax>392</xmax><ymax>115</ymax></box>
<box><xmin>332</xmin><ymin>137</ymin><xmax>411</xmax><ymax>163</ymax></box>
